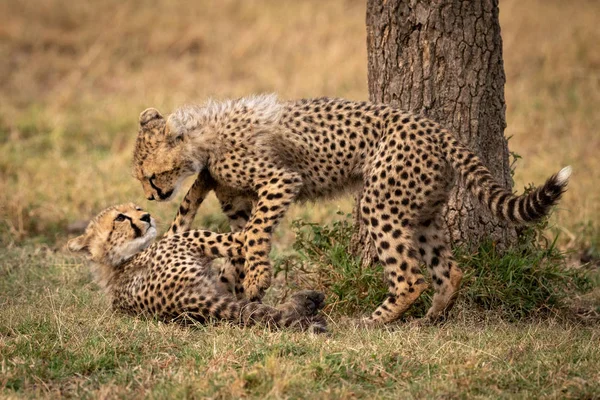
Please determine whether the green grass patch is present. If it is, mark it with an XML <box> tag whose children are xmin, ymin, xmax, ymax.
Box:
<box><xmin>276</xmin><ymin>215</ymin><xmax>594</xmax><ymax>321</ymax></box>
<box><xmin>274</xmin><ymin>214</ymin><xmax>388</xmax><ymax>316</ymax></box>
<box><xmin>457</xmin><ymin>233</ymin><xmax>592</xmax><ymax>320</ymax></box>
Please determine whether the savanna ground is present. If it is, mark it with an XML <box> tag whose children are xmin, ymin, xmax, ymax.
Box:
<box><xmin>1</xmin><ymin>0</ymin><xmax>599</xmax><ymax>398</ymax></box>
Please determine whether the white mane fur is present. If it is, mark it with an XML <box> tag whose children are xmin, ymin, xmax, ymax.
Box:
<box><xmin>167</xmin><ymin>94</ymin><xmax>283</xmax><ymax>137</ymax></box>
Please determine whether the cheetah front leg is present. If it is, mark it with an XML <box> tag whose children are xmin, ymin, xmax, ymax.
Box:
<box><xmin>359</xmin><ymin>185</ymin><xmax>429</xmax><ymax>325</ymax></box>
<box><xmin>242</xmin><ymin>170</ymin><xmax>303</xmax><ymax>301</ymax></box>
<box><xmin>165</xmin><ymin>169</ymin><xmax>215</xmax><ymax>237</ymax></box>
<box><xmin>165</xmin><ymin>174</ymin><xmax>248</xmax><ymax>296</ymax></box>
<box><xmin>181</xmin><ymin>230</ymin><xmax>245</xmax><ymax>259</ymax></box>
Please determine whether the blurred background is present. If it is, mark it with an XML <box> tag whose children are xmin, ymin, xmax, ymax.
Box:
<box><xmin>1</xmin><ymin>0</ymin><xmax>598</xmax><ymax>257</ymax></box>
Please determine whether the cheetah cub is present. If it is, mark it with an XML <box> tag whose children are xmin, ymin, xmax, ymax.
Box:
<box><xmin>67</xmin><ymin>203</ymin><xmax>327</xmax><ymax>332</ymax></box>
<box><xmin>133</xmin><ymin>95</ymin><xmax>571</xmax><ymax>325</ymax></box>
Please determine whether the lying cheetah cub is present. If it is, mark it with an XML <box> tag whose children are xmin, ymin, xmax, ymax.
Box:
<box><xmin>133</xmin><ymin>95</ymin><xmax>571</xmax><ymax>324</ymax></box>
<box><xmin>67</xmin><ymin>203</ymin><xmax>327</xmax><ymax>332</ymax></box>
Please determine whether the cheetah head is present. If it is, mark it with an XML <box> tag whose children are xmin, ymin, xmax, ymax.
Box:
<box><xmin>132</xmin><ymin>108</ymin><xmax>201</xmax><ymax>201</ymax></box>
<box><xmin>68</xmin><ymin>203</ymin><xmax>157</xmax><ymax>267</ymax></box>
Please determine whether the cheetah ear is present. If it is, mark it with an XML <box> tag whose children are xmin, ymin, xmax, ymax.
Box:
<box><xmin>139</xmin><ymin>108</ymin><xmax>164</xmax><ymax>128</ymax></box>
<box><xmin>165</xmin><ymin>114</ymin><xmax>186</xmax><ymax>144</ymax></box>
<box><xmin>67</xmin><ymin>234</ymin><xmax>90</xmax><ymax>254</ymax></box>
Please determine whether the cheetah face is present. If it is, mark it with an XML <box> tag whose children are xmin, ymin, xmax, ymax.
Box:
<box><xmin>132</xmin><ymin>108</ymin><xmax>198</xmax><ymax>202</ymax></box>
<box><xmin>68</xmin><ymin>203</ymin><xmax>157</xmax><ymax>266</ymax></box>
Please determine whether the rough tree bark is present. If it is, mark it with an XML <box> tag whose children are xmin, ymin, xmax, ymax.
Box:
<box><xmin>351</xmin><ymin>0</ymin><xmax>516</xmax><ymax>265</ymax></box>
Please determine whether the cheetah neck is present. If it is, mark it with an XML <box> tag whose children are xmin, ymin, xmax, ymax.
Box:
<box><xmin>90</xmin><ymin>252</ymin><xmax>144</xmax><ymax>293</ymax></box>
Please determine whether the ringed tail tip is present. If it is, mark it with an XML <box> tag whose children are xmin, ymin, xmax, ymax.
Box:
<box><xmin>556</xmin><ymin>166</ymin><xmax>572</xmax><ymax>186</ymax></box>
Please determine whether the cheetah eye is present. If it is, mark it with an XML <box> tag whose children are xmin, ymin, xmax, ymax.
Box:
<box><xmin>115</xmin><ymin>214</ymin><xmax>126</xmax><ymax>222</ymax></box>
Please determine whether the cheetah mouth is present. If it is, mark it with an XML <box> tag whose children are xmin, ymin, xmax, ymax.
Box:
<box><xmin>149</xmin><ymin>178</ymin><xmax>174</xmax><ymax>202</ymax></box>
<box><xmin>112</xmin><ymin>224</ymin><xmax>157</xmax><ymax>264</ymax></box>
<box><xmin>133</xmin><ymin>224</ymin><xmax>157</xmax><ymax>253</ymax></box>
<box><xmin>156</xmin><ymin>189</ymin><xmax>174</xmax><ymax>201</ymax></box>
<box><xmin>155</xmin><ymin>176</ymin><xmax>188</xmax><ymax>202</ymax></box>
<box><xmin>144</xmin><ymin>220</ymin><xmax>157</xmax><ymax>240</ymax></box>
<box><xmin>133</xmin><ymin>219</ymin><xmax>157</xmax><ymax>242</ymax></box>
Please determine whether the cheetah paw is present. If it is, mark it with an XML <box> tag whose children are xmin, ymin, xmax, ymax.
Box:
<box><xmin>243</xmin><ymin>283</ymin><xmax>266</xmax><ymax>302</ymax></box>
<box><xmin>243</xmin><ymin>276</ymin><xmax>271</xmax><ymax>302</ymax></box>
<box><xmin>290</xmin><ymin>290</ymin><xmax>326</xmax><ymax>316</ymax></box>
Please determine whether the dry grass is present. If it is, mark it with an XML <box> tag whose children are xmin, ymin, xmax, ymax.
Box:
<box><xmin>1</xmin><ymin>0</ymin><xmax>598</xmax><ymax>248</ymax></box>
<box><xmin>1</xmin><ymin>0</ymin><xmax>599</xmax><ymax>397</ymax></box>
<box><xmin>0</xmin><ymin>0</ymin><xmax>368</xmax><ymax>247</ymax></box>
<box><xmin>1</xmin><ymin>247</ymin><xmax>598</xmax><ymax>398</ymax></box>
<box><xmin>1</xmin><ymin>0</ymin><xmax>598</xmax><ymax>251</ymax></box>
<box><xmin>500</xmin><ymin>0</ymin><xmax>600</xmax><ymax>253</ymax></box>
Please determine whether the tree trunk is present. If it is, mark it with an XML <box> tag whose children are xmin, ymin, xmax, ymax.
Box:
<box><xmin>351</xmin><ymin>0</ymin><xmax>515</xmax><ymax>264</ymax></box>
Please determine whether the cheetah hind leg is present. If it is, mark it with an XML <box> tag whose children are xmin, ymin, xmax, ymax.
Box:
<box><xmin>236</xmin><ymin>290</ymin><xmax>327</xmax><ymax>333</ymax></box>
<box><xmin>359</xmin><ymin>209</ymin><xmax>429</xmax><ymax>324</ymax></box>
<box><xmin>277</xmin><ymin>290</ymin><xmax>327</xmax><ymax>333</ymax></box>
<box><xmin>414</xmin><ymin>216</ymin><xmax>463</xmax><ymax>321</ymax></box>
<box><xmin>185</xmin><ymin>289</ymin><xmax>327</xmax><ymax>332</ymax></box>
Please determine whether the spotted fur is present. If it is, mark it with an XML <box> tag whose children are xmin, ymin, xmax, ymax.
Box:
<box><xmin>133</xmin><ymin>96</ymin><xmax>571</xmax><ymax>324</ymax></box>
<box><xmin>68</xmin><ymin>203</ymin><xmax>326</xmax><ymax>331</ymax></box>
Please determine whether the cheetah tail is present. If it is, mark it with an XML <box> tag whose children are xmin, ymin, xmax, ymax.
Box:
<box><xmin>441</xmin><ymin>132</ymin><xmax>571</xmax><ymax>224</ymax></box>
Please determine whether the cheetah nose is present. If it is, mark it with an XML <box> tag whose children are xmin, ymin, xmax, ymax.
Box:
<box><xmin>147</xmin><ymin>194</ymin><xmax>155</xmax><ymax>201</ymax></box>
<box><xmin>140</xmin><ymin>213</ymin><xmax>151</xmax><ymax>223</ymax></box>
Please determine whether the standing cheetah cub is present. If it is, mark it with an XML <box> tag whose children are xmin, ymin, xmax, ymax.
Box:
<box><xmin>67</xmin><ymin>203</ymin><xmax>327</xmax><ymax>332</ymax></box>
<box><xmin>133</xmin><ymin>95</ymin><xmax>571</xmax><ymax>324</ymax></box>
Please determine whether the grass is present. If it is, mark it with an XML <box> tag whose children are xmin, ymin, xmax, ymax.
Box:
<box><xmin>0</xmin><ymin>0</ymin><xmax>598</xmax><ymax>250</ymax></box>
<box><xmin>1</xmin><ymin>247</ymin><xmax>599</xmax><ymax>398</ymax></box>
<box><xmin>274</xmin><ymin>215</ymin><xmax>388</xmax><ymax>316</ymax></box>
<box><xmin>1</xmin><ymin>0</ymin><xmax>599</xmax><ymax>397</ymax></box>
<box><xmin>276</xmin><ymin>214</ymin><xmax>596</xmax><ymax>322</ymax></box>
